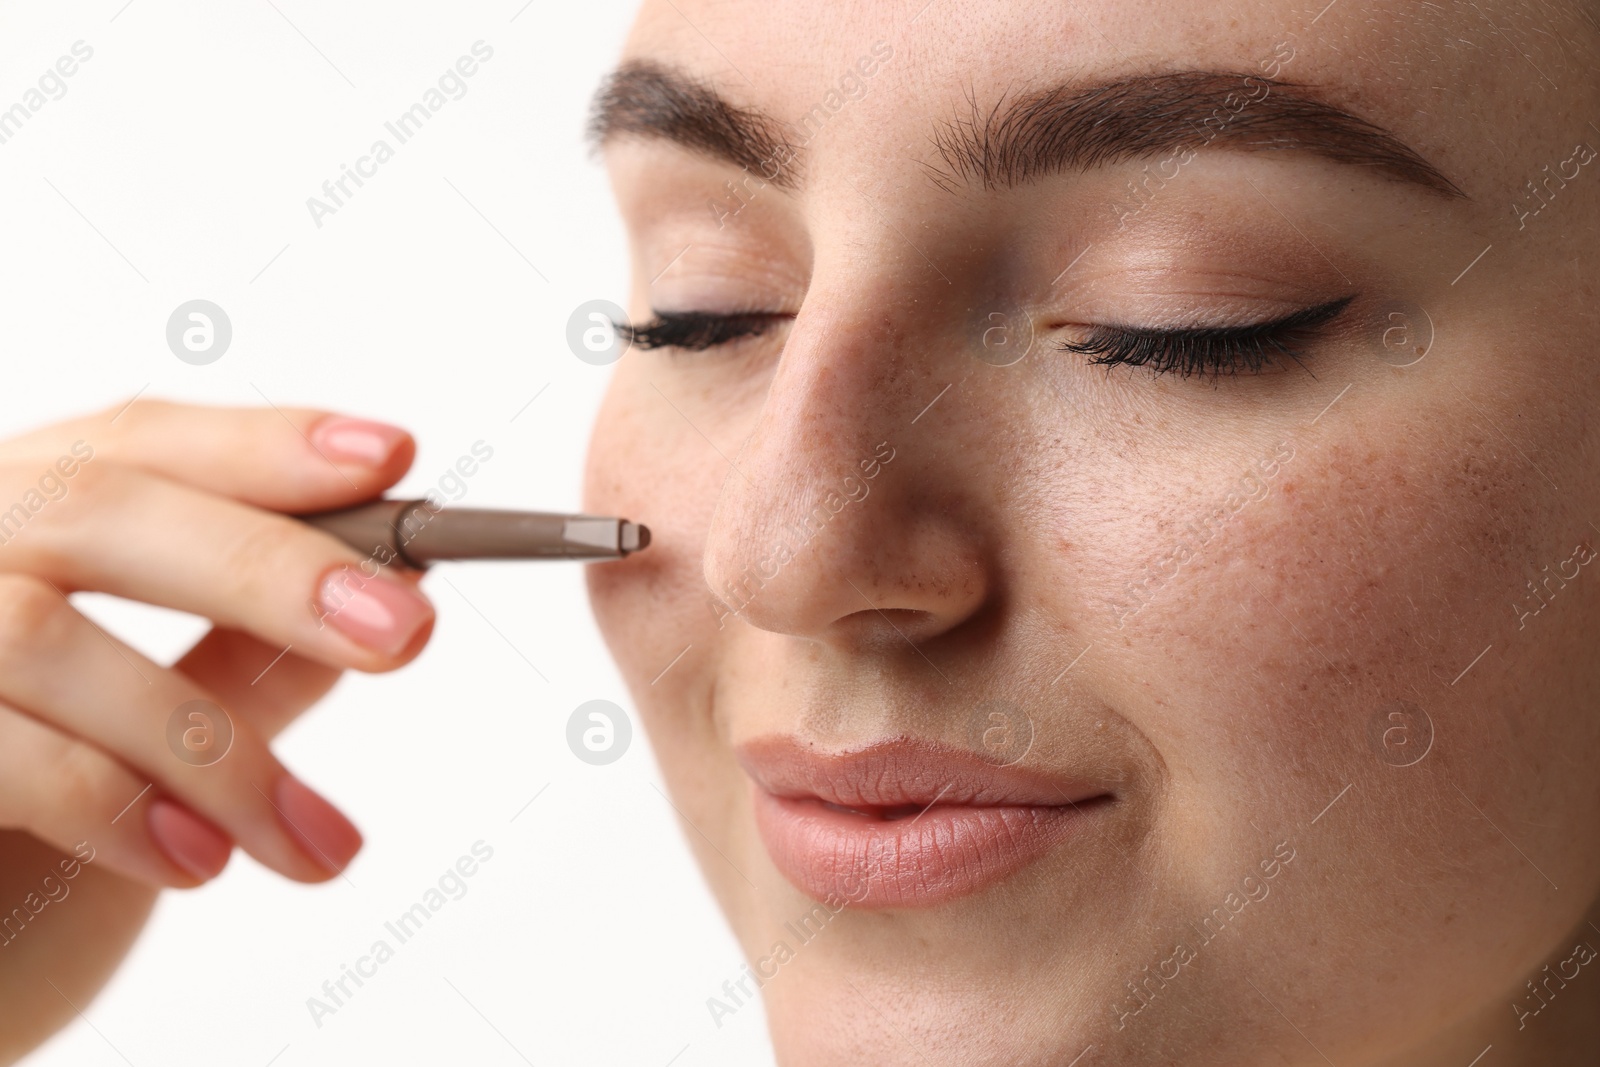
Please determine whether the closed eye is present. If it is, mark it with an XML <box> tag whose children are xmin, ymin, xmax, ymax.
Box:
<box><xmin>1057</xmin><ymin>296</ymin><xmax>1356</xmax><ymax>379</ymax></box>
<box><xmin>621</xmin><ymin>311</ymin><xmax>787</xmax><ymax>351</ymax></box>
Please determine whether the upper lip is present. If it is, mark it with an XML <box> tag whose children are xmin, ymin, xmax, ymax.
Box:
<box><xmin>735</xmin><ymin>735</ymin><xmax>1111</xmax><ymax>811</ymax></box>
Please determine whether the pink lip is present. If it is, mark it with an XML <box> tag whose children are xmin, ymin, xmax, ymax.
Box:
<box><xmin>737</xmin><ymin>736</ymin><xmax>1113</xmax><ymax>909</ymax></box>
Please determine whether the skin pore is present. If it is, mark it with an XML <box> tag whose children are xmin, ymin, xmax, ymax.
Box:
<box><xmin>583</xmin><ymin>1</ymin><xmax>1600</xmax><ymax>1064</ymax></box>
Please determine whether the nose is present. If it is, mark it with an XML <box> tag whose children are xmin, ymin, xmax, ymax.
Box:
<box><xmin>701</xmin><ymin>282</ymin><xmax>991</xmax><ymax>650</ymax></box>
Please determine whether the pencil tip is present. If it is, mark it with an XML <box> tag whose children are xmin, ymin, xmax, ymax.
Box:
<box><xmin>622</xmin><ymin>521</ymin><xmax>651</xmax><ymax>553</ymax></box>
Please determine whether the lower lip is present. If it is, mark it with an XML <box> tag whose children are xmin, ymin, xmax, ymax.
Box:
<box><xmin>750</xmin><ymin>787</ymin><xmax>1108</xmax><ymax>908</ymax></box>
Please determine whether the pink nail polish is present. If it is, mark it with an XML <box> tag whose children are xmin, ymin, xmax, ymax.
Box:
<box><xmin>310</xmin><ymin>416</ymin><xmax>409</xmax><ymax>467</ymax></box>
<box><xmin>148</xmin><ymin>799</ymin><xmax>233</xmax><ymax>882</ymax></box>
<box><xmin>274</xmin><ymin>776</ymin><xmax>363</xmax><ymax>874</ymax></box>
<box><xmin>317</xmin><ymin>569</ymin><xmax>434</xmax><ymax>656</ymax></box>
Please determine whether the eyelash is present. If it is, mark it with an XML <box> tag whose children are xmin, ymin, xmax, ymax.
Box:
<box><xmin>621</xmin><ymin>311</ymin><xmax>782</xmax><ymax>351</ymax></box>
<box><xmin>1057</xmin><ymin>296</ymin><xmax>1355</xmax><ymax>379</ymax></box>
<box><xmin>623</xmin><ymin>296</ymin><xmax>1356</xmax><ymax>380</ymax></box>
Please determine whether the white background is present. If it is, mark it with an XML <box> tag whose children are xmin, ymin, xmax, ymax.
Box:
<box><xmin>0</xmin><ymin>1</ymin><xmax>773</xmax><ymax>1064</ymax></box>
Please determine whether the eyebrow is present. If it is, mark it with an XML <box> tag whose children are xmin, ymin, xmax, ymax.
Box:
<box><xmin>588</xmin><ymin>62</ymin><xmax>1463</xmax><ymax>199</ymax></box>
<box><xmin>587</xmin><ymin>60</ymin><xmax>800</xmax><ymax>189</ymax></box>
<box><xmin>931</xmin><ymin>70</ymin><xmax>1463</xmax><ymax>197</ymax></box>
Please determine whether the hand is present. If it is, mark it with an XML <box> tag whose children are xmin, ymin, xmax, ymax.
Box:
<box><xmin>0</xmin><ymin>398</ymin><xmax>435</xmax><ymax>889</ymax></box>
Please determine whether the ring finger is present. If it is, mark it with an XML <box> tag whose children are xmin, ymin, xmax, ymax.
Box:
<box><xmin>0</xmin><ymin>575</ymin><xmax>362</xmax><ymax>883</ymax></box>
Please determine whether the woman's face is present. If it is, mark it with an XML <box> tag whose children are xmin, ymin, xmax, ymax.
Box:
<box><xmin>584</xmin><ymin>1</ymin><xmax>1600</xmax><ymax>1062</ymax></box>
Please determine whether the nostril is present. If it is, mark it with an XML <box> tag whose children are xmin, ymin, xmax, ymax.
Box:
<box><xmin>845</xmin><ymin>605</ymin><xmax>927</xmax><ymax>626</ymax></box>
<box><xmin>837</xmin><ymin>605</ymin><xmax>945</xmax><ymax>646</ymax></box>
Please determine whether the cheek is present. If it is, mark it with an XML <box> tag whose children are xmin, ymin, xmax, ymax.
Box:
<box><xmin>1075</xmin><ymin>383</ymin><xmax>1600</xmax><ymax>1029</ymax></box>
<box><xmin>1148</xmin><ymin>400</ymin><xmax>1598</xmax><ymax>779</ymax></box>
<box><xmin>584</xmin><ymin>366</ymin><xmax>725</xmax><ymax>697</ymax></box>
<box><xmin>1107</xmin><ymin>404</ymin><xmax>1593</xmax><ymax>811</ymax></box>
<box><xmin>583</xmin><ymin>364</ymin><xmax>757</xmax><ymax>878</ymax></box>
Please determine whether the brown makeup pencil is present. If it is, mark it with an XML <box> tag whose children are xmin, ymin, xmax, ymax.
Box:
<box><xmin>300</xmin><ymin>498</ymin><xmax>650</xmax><ymax>566</ymax></box>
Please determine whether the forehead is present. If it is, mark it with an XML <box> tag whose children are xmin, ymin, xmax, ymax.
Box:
<box><xmin>617</xmin><ymin>0</ymin><xmax>1594</xmax><ymax>201</ymax></box>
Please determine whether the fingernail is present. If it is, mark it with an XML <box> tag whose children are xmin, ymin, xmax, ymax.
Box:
<box><xmin>148</xmin><ymin>799</ymin><xmax>233</xmax><ymax>882</ymax></box>
<box><xmin>310</xmin><ymin>416</ymin><xmax>409</xmax><ymax>467</ymax></box>
<box><xmin>317</xmin><ymin>568</ymin><xmax>434</xmax><ymax>656</ymax></box>
<box><xmin>274</xmin><ymin>775</ymin><xmax>363</xmax><ymax>875</ymax></box>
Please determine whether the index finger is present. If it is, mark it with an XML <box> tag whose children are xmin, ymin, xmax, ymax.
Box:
<box><xmin>1</xmin><ymin>398</ymin><xmax>416</xmax><ymax>513</ymax></box>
